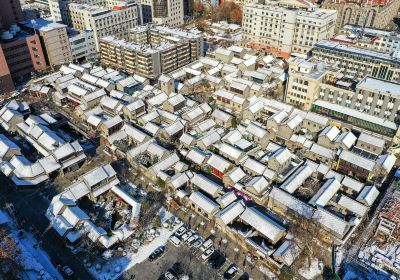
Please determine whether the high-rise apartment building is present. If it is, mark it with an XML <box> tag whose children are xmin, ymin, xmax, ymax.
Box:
<box><xmin>242</xmin><ymin>4</ymin><xmax>337</xmax><ymax>58</ymax></box>
<box><xmin>322</xmin><ymin>0</ymin><xmax>400</xmax><ymax>30</ymax></box>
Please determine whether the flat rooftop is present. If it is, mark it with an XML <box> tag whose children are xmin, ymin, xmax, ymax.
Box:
<box><xmin>358</xmin><ymin>77</ymin><xmax>400</xmax><ymax>96</ymax></box>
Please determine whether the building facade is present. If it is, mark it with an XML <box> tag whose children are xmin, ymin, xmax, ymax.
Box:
<box><xmin>322</xmin><ymin>0</ymin><xmax>400</xmax><ymax>30</ymax></box>
<box><xmin>242</xmin><ymin>4</ymin><xmax>337</xmax><ymax>58</ymax></box>
<box><xmin>313</xmin><ymin>40</ymin><xmax>400</xmax><ymax>83</ymax></box>
<box><xmin>68</xmin><ymin>0</ymin><xmax>140</xmax><ymax>50</ymax></box>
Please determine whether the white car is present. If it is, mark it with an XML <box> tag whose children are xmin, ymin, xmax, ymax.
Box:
<box><xmin>169</xmin><ymin>235</ymin><xmax>182</xmax><ymax>247</ymax></box>
<box><xmin>175</xmin><ymin>225</ymin><xmax>187</xmax><ymax>237</ymax></box>
<box><xmin>200</xmin><ymin>239</ymin><xmax>213</xmax><ymax>252</ymax></box>
<box><xmin>201</xmin><ymin>247</ymin><xmax>214</xmax><ymax>260</ymax></box>
<box><xmin>164</xmin><ymin>271</ymin><xmax>177</xmax><ymax>280</ymax></box>
<box><xmin>181</xmin><ymin>231</ymin><xmax>193</xmax><ymax>242</ymax></box>
<box><xmin>192</xmin><ymin>238</ymin><xmax>204</xmax><ymax>248</ymax></box>
<box><xmin>186</xmin><ymin>234</ymin><xmax>198</xmax><ymax>245</ymax></box>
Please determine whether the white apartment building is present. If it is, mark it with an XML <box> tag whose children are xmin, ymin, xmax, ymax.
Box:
<box><xmin>68</xmin><ymin>29</ymin><xmax>97</xmax><ymax>61</ymax></box>
<box><xmin>242</xmin><ymin>4</ymin><xmax>337</xmax><ymax>58</ymax></box>
<box><xmin>68</xmin><ymin>0</ymin><xmax>140</xmax><ymax>50</ymax></box>
<box><xmin>141</xmin><ymin>0</ymin><xmax>184</xmax><ymax>27</ymax></box>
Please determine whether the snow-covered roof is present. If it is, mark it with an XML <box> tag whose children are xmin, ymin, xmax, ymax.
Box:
<box><xmin>272</xmin><ymin>240</ymin><xmax>301</xmax><ymax>267</ymax></box>
<box><xmin>227</xmin><ymin>166</ymin><xmax>246</xmax><ymax>183</ymax></box>
<box><xmin>169</xmin><ymin>172</ymin><xmax>190</xmax><ymax>189</ymax></box>
<box><xmin>217</xmin><ymin>191</ymin><xmax>237</xmax><ymax>208</ymax></box>
<box><xmin>339</xmin><ymin>150</ymin><xmax>376</xmax><ymax>171</ymax></box>
<box><xmin>281</xmin><ymin>165</ymin><xmax>313</xmax><ymax>194</ymax></box>
<box><xmin>207</xmin><ymin>153</ymin><xmax>232</xmax><ymax>173</ymax></box>
<box><xmin>0</xmin><ymin>134</ymin><xmax>20</xmax><ymax>159</ymax></box>
<box><xmin>309</xmin><ymin>178</ymin><xmax>341</xmax><ymax>207</ymax></box>
<box><xmin>334</xmin><ymin>131</ymin><xmax>357</xmax><ymax>149</ymax></box>
<box><xmin>189</xmin><ymin>192</ymin><xmax>220</xmax><ymax>215</ymax></box>
<box><xmin>212</xmin><ymin>109</ymin><xmax>232</xmax><ymax>123</ymax></box>
<box><xmin>357</xmin><ymin>185</ymin><xmax>379</xmax><ymax>206</ymax></box>
<box><xmin>197</xmin><ymin>119</ymin><xmax>217</xmax><ymax>132</ymax></box>
<box><xmin>341</xmin><ymin>176</ymin><xmax>364</xmax><ymax>193</ymax></box>
<box><xmin>81</xmin><ymin>164</ymin><xmax>117</xmax><ymax>188</ymax></box>
<box><xmin>310</xmin><ymin>143</ymin><xmax>335</xmax><ymax>160</ymax></box>
<box><xmin>246</xmin><ymin>122</ymin><xmax>267</xmax><ymax>139</ymax></box>
<box><xmin>199</xmin><ymin>131</ymin><xmax>221</xmax><ymax>147</ymax></box>
<box><xmin>240</xmin><ymin>207</ymin><xmax>285</xmax><ymax>244</ymax></box>
<box><xmin>338</xmin><ymin>194</ymin><xmax>368</xmax><ymax>217</ymax></box>
<box><xmin>243</xmin><ymin>157</ymin><xmax>266</xmax><ymax>175</ymax></box>
<box><xmin>358</xmin><ymin>132</ymin><xmax>385</xmax><ymax>149</ymax></box>
<box><xmin>187</xmin><ymin>148</ymin><xmax>208</xmax><ymax>165</ymax></box>
<box><xmin>376</xmin><ymin>154</ymin><xmax>396</xmax><ymax>173</ymax></box>
<box><xmin>304</xmin><ymin>112</ymin><xmax>329</xmax><ymax>126</ymax></box>
<box><xmin>270</xmin><ymin>148</ymin><xmax>292</xmax><ymax>165</ymax></box>
<box><xmin>215</xmin><ymin>143</ymin><xmax>243</xmax><ymax>161</ymax></box>
<box><xmin>191</xmin><ymin>173</ymin><xmax>223</xmax><ymax>197</ymax></box>
<box><xmin>319</xmin><ymin>126</ymin><xmax>340</xmax><ymax>142</ymax></box>
<box><xmin>269</xmin><ymin>187</ymin><xmax>314</xmax><ymax>218</ymax></box>
<box><xmin>312</xmin><ymin>207</ymin><xmax>350</xmax><ymax>238</ymax></box>
<box><xmin>179</xmin><ymin>133</ymin><xmax>196</xmax><ymax>146</ymax></box>
<box><xmin>215</xmin><ymin>201</ymin><xmax>246</xmax><ymax>225</ymax></box>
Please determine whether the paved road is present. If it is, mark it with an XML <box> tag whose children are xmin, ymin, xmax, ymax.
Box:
<box><xmin>0</xmin><ymin>176</ymin><xmax>93</xmax><ymax>280</ymax></box>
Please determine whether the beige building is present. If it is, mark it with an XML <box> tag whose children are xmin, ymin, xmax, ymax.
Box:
<box><xmin>38</xmin><ymin>22</ymin><xmax>72</xmax><ymax>67</ymax></box>
<box><xmin>322</xmin><ymin>0</ymin><xmax>400</xmax><ymax>31</ymax></box>
<box><xmin>242</xmin><ymin>3</ymin><xmax>337</xmax><ymax>58</ymax></box>
<box><xmin>141</xmin><ymin>0</ymin><xmax>184</xmax><ymax>27</ymax></box>
<box><xmin>69</xmin><ymin>1</ymin><xmax>140</xmax><ymax>50</ymax></box>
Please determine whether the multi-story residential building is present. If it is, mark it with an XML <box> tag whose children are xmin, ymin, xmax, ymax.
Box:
<box><xmin>23</xmin><ymin>20</ymin><xmax>72</xmax><ymax>67</ymax></box>
<box><xmin>242</xmin><ymin>4</ymin><xmax>337</xmax><ymax>58</ymax></box>
<box><xmin>68</xmin><ymin>0</ymin><xmax>140</xmax><ymax>50</ymax></box>
<box><xmin>130</xmin><ymin>25</ymin><xmax>203</xmax><ymax>62</ymax></box>
<box><xmin>100</xmin><ymin>30</ymin><xmax>200</xmax><ymax>79</ymax></box>
<box><xmin>68</xmin><ymin>29</ymin><xmax>97</xmax><ymax>62</ymax></box>
<box><xmin>322</xmin><ymin>0</ymin><xmax>400</xmax><ymax>30</ymax></box>
<box><xmin>313</xmin><ymin>40</ymin><xmax>400</xmax><ymax>82</ymax></box>
<box><xmin>141</xmin><ymin>0</ymin><xmax>184</xmax><ymax>27</ymax></box>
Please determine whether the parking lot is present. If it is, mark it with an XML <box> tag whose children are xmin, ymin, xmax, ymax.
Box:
<box><xmin>123</xmin><ymin>221</ymin><xmax>250</xmax><ymax>280</ymax></box>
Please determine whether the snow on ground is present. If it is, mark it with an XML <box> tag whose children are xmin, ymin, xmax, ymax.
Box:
<box><xmin>298</xmin><ymin>258</ymin><xmax>323</xmax><ymax>280</ymax></box>
<box><xmin>0</xmin><ymin>210</ymin><xmax>63</xmax><ymax>280</ymax></box>
<box><xmin>357</xmin><ymin>240</ymin><xmax>400</xmax><ymax>278</ymax></box>
<box><xmin>88</xmin><ymin>208</ymin><xmax>182</xmax><ymax>280</ymax></box>
<box><xmin>259</xmin><ymin>265</ymin><xmax>276</xmax><ymax>279</ymax></box>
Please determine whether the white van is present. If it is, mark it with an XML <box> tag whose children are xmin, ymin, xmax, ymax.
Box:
<box><xmin>169</xmin><ymin>235</ymin><xmax>181</xmax><ymax>247</ymax></box>
<box><xmin>200</xmin><ymin>239</ymin><xmax>213</xmax><ymax>252</ymax></box>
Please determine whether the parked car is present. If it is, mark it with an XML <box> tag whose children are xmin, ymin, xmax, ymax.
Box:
<box><xmin>224</xmin><ymin>264</ymin><xmax>239</xmax><ymax>279</ymax></box>
<box><xmin>181</xmin><ymin>231</ymin><xmax>193</xmax><ymax>242</ymax></box>
<box><xmin>164</xmin><ymin>270</ymin><xmax>177</xmax><ymax>280</ymax></box>
<box><xmin>208</xmin><ymin>251</ymin><xmax>226</xmax><ymax>269</ymax></box>
<box><xmin>171</xmin><ymin>262</ymin><xmax>184</xmax><ymax>276</ymax></box>
<box><xmin>169</xmin><ymin>235</ymin><xmax>182</xmax><ymax>247</ymax></box>
<box><xmin>149</xmin><ymin>246</ymin><xmax>166</xmax><ymax>262</ymax></box>
<box><xmin>238</xmin><ymin>272</ymin><xmax>250</xmax><ymax>280</ymax></box>
<box><xmin>175</xmin><ymin>225</ymin><xmax>187</xmax><ymax>237</ymax></box>
<box><xmin>62</xmin><ymin>266</ymin><xmax>74</xmax><ymax>276</ymax></box>
<box><xmin>192</xmin><ymin>238</ymin><xmax>203</xmax><ymax>248</ymax></box>
<box><xmin>185</xmin><ymin>234</ymin><xmax>198</xmax><ymax>245</ymax></box>
<box><xmin>200</xmin><ymin>239</ymin><xmax>213</xmax><ymax>252</ymax></box>
<box><xmin>201</xmin><ymin>246</ymin><xmax>214</xmax><ymax>260</ymax></box>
